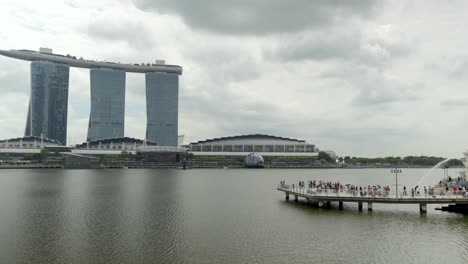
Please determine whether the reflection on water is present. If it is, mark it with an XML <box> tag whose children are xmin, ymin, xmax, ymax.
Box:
<box><xmin>0</xmin><ymin>168</ymin><xmax>468</xmax><ymax>263</ymax></box>
<box><xmin>15</xmin><ymin>172</ymin><xmax>70</xmax><ymax>263</ymax></box>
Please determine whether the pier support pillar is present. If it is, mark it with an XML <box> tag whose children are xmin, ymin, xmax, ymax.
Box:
<box><xmin>285</xmin><ymin>193</ymin><xmax>289</xmax><ymax>201</ymax></box>
<box><xmin>339</xmin><ymin>201</ymin><xmax>343</xmax><ymax>210</ymax></box>
<box><xmin>368</xmin><ymin>202</ymin><xmax>373</xmax><ymax>211</ymax></box>
<box><xmin>420</xmin><ymin>203</ymin><xmax>427</xmax><ymax>214</ymax></box>
<box><xmin>326</xmin><ymin>201</ymin><xmax>331</xmax><ymax>208</ymax></box>
<box><xmin>318</xmin><ymin>201</ymin><xmax>324</xmax><ymax>208</ymax></box>
<box><xmin>358</xmin><ymin>202</ymin><xmax>363</xmax><ymax>212</ymax></box>
<box><xmin>294</xmin><ymin>195</ymin><xmax>298</xmax><ymax>203</ymax></box>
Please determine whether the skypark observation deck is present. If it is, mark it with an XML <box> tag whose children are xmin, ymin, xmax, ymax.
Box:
<box><xmin>0</xmin><ymin>49</ymin><xmax>182</xmax><ymax>74</ymax></box>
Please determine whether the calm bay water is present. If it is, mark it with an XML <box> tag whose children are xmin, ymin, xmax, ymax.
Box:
<box><xmin>1</xmin><ymin>168</ymin><xmax>468</xmax><ymax>264</ymax></box>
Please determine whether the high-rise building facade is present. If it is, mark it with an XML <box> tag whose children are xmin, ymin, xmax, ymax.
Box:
<box><xmin>25</xmin><ymin>61</ymin><xmax>70</xmax><ymax>144</ymax></box>
<box><xmin>145</xmin><ymin>72</ymin><xmax>179</xmax><ymax>146</ymax></box>
<box><xmin>87</xmin><ymin>68</ymin><xmax>126</xmax><ymax>141</ymax></box>
<box><xmin>0</xmin><ymin>48</ymin><xmax>183</xmax><ymax>146</ymax></box>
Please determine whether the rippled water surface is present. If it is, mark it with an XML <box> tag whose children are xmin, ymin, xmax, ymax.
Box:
<box><xmin>2</xmin><ymin>168</ymin><xmax>468</xmax><ymax>263</ymax></box>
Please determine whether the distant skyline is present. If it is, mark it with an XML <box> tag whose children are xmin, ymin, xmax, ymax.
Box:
<box><xmin>0</xmin><ymin>0</ymin><xmax>468</xmax><ymax>157</ymax></box>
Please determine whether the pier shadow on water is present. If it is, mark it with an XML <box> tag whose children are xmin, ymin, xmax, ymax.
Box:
<box><xmin>278</xmin><ymin>198</ymin><xmax>468</xmax><ymax>263</ymax></box>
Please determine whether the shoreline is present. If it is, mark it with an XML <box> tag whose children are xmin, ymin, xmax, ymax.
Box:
<box><xmin>0</xmin><ymin>164</ymin><xmax>464</xmax><ymax>170</ymax></box>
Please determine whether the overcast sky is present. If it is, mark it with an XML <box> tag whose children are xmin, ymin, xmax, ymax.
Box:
<box><xmin>1</xmin><ymin>0</ymin><xmax>467</xmax><ymax>157</ymax></box>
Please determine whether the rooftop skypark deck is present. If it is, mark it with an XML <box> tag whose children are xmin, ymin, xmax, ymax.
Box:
<box><xmin>0</xmin><ymin>49</ymin><xmax>183</xmax><ymax>74</ymax></box>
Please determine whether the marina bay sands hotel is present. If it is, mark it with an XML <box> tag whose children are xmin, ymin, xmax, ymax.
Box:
<box><xmin>0</xmin><ymin>48</ymin><xmax>182</xmax><ymax>146</ymax></box>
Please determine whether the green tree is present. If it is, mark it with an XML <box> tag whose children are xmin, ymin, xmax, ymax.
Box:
<box><xmin>318</xmin><ymin>151</ymin><xmax>333</xmax><ymax>163</ymax></box>
<box><xmin>40</xmin><ymin>149</ymin><xmax>50</xmax><ymax>160</ymax></box>
<box><xmin>0</xmin><ymin>154</ymin><xmax>12</xmax><ymax>160</ymax></box>
<box><xmin>23</xmin><ymin>154</ymin><xmax>34</xmax><ymax>160</ymax></box>
<box><xmin>187</xmin><ymin>152</ymin><xmax>194</xmax><ymax>160</ymax></box>
<box><xmin>135</xmin><ymin>152</ymin><xmax>144</xmax><ymax>161</ymax></box>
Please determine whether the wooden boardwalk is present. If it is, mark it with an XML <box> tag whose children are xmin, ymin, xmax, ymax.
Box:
<box><xmin>277</xmin><ymin>186</ymin><xmax>468</xmax><ymax>213</ymax></box>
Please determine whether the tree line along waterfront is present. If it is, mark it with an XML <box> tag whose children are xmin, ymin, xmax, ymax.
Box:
<box><xmin>339</xmin><ymin>156</ymin><xmax>463</xmax><ymax>167</ymax></box>
<box><xmin>189</xmin><ymin>152</ymin><xmax>464</xmax><ymax>168</ymax></box>
<box><xmin>0</xmin><ymin>150</ymin><xmax>464</xmax><ymax>169</ymax></box>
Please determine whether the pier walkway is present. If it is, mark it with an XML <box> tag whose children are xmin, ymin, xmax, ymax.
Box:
<box><xmin>277</xmin><ymin>185</ymin><xmax>468</xmax><ymax>214</ymax></box>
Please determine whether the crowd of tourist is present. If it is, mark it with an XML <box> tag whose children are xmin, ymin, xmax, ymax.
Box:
<box><xmin>279</xmin><ymin>179</ymin><xmax>468</xmax><ymax>198</ymax></box>
<box><xmin>438</xmin><ymin>176</ymin><xmax>464</xmax><ymax>187</ymax></box>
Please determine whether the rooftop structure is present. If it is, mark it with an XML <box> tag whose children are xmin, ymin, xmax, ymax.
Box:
<box><xmin>0</xmin><ymin>49</ymin><xmax>182</xmax><ymax>74</ymax></box>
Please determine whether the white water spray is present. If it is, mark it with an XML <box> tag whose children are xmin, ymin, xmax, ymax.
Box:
<box><xmin>416</xmin><ymin>158</ymin><xmax>454</xmax><ymax>187</ymax></box>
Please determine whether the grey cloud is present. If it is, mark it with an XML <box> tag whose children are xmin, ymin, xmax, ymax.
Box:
<box><xmin>310</xmin><ymin>59</ymin><xmax>420</xmax><ymax>106</ymax></box>
<box><xmin>353</xmin><ymin>77</ymin><xmax>421</xmax><ymax>106</ymax></box>
<box><xmin>265</xmin><ymin>25</ymin><xmax>413</xmax><ymax>67</ymax></box>
<box><xmin>65</xmin><ymin>0</ymin><xmax>79</xmax><ymax>8</ymax></box>
<box><xmin>316</xmin><ymin>126</ymin><xmax>416</xmax><ymax>140</ymax></box>
<box><xmin>0</xmin><ymin>59</ymin><xmax>30</xmax><ymax>94</ymax></box>
<box><xmin>434</xmin><ymin>58</ymin><xmax>468</xmax><ymax>81</ymax></box>
<box><xmin>266</xmin><ymin>29</ymin><xmax>361</xmax><ymax>62</ymax></box>
<box><xmin>201</xmin><ymin>56</ymin><xmax>260</xmax><ymax>83</ymax></box>
<box><xmin>182</xmin><ymin>38</ymin><xmax>263</xmax><ymax>83</ymax></box>
<box><xmin>180</xmin><ymin>84</ymin><xmax>293</xmax><ymax>141</ymax></box>
<box><xmin>86</xmin><ymin>17</ymin><xmax>154</xmax><ymax>49</ymax></box>
<box><xmin>440</xmin><ymin>98</ymin><xmax>468</xmax><ymax>107</ymax></box>
<box><xmin>132</xmin><ymin>0</ymin><xmax>378</xmax><ymax>35</ymax></box>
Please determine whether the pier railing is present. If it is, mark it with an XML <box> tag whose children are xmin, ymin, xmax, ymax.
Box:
<box><xmin>277</xmin><ymin>185</ymin><xmax>468</xmax><ymax>199</ymax></box>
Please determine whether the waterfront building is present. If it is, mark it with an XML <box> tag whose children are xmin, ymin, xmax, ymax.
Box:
<box><xmin>146</xmin><ymin>72</ymin><xmax>179</xmax><ymax>146</ymax></box>
<box><xmin>137</xmin><ymin>145</ymin><xmax>188</xmax><ymax>163</ymax></box>
<box><xmin>187</xmin><ymin>134</ymin><xmax>318</xmax><ymax>156</ymax></box>
<box><xmin>62</xmin><ymin>153</ymin><xmax>101</xmax><ymax>169</ymax></box>
<box><xmin>75</xmin><ymin>137</ymin><xmax>157</xmax><ymax>151</ymax></box>
<box><xmin>87</xmin><ymin>68</ymin><xmax>126</xmax><ymax>141</ymax></box>
<box><xmin>0</xmin><ymin>136</ymin><xmax>71</xmax><ymax>158</ymax></box>
<box><xmin>186</xmin><ymin>134</ymin><xmax>324</xmax><ymax>168</ymax></box>
<box><xmin>25</xmin><ymin>61</ymin><xmax>70</xmax><ymax>144</ymax></box>
<box><xmin>0</xmin><ymin>48</ymin><xmax>183</xmax><ymax>146</ymax></box>
<box><xmin>0</xmin><ymin>136</ymin><xmax>62</xmax><ymax>149</ymax></box>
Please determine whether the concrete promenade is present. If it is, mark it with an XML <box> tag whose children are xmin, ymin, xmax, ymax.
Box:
<box><xmin>277</xmin><ymin>186</ymin><xmax>468</xmax><ymax>213</ymax></box>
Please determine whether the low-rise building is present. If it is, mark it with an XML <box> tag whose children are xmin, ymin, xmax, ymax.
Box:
<box><xmin>187</xmin><ymin>134</ymin><xmax>318</xmax><ymax>156</ymax></box>
<box><xmin>0</xmin><ymin>136</ymin><xmax>62</xmax><ymax>149</ymax></box>
<box><xmin>74</xmin><ymin>137</ymin><xmax>158</xmax><ymax>151</ymax></box>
